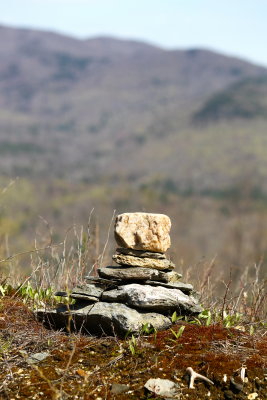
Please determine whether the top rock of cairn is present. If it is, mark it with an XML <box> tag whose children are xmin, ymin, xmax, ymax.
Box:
<box><xmin>114</xmin><ymin>212</ymin><xmax>171</xmax><ymax>253</ymax></box>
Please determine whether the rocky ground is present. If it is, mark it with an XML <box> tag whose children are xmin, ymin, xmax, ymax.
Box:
<box><xmin>0</xmin><ymin>296</ymin><xmax>266</xmax><ymax>400</ymax></box>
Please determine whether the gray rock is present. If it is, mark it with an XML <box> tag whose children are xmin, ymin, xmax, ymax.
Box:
<box><xmin>98</xmin><ymin>266</ymin><xmax>182</xmax><ymax>283</ymax></box>
<box><xmin>116</xmin><ymin>247</ymin><xmax>166</xmax><ymax>259</ymax></box>
<box><xmin>70</xmin><ymin>294</ymin><xmax>99</xmax><ymax>301</ymax></box>
<box><xmin>111</xmin><ymin>383</ymin><xmax>130</xmax><ymax>394</ymax></box>
<box><xmin>191</xmin><ymin>290</ymin><xmax>201</xmax><ymax>301</ymax></box>
<box><xmin>87</xmin><ymin>302</ymin><xmax>171</xmax><ymax>335</ymax></box>
<box><xmin>84</xmin><ymin>276</ymin><xmax>119</xmax><ymax>289</ymax></box>
<box><xmin>70</xmin><ymin>284</ymin><xmax>104</xmax><ymax>301</ymax></box>
<box><xmin>27</xmin><ymin>352</ymin><xmax>50</xmax><ymax>365</ymax></box>
<box><xmin>143</xmin><ymin>280</ymin><xmax>193</xmax><ymax>294</ymax></box>
<box><xmin>36</xmin><ymin>302</ymin><xmax>171</xmax><ymax>336</ymax></box>
<box><xmin>141</xmin><ymin>313</ymin><xmax>172</xmax><ymax>330</ymax></box>
<box><xmin>102</xmin><ymin>284</ymin><xmax>202</xmax><ymax>314</ymax></box>
<box><xmin>36</xmin><ymin>303</ymin><xmax>95</xmax><ymax>332</ymax></box>
<box><xmin>113</xmin><ymin>253</ymin><xmax>175</xmax><ymax>270</ymax></box>
<box><xmin>144</xmin><ymin>378</ymin><xmax>180</xmax><ymax>398</ymax></box>
<box><xmin>114</xmin><ymin>212</ymin><xmax>171</xmax><ymax>252</ymax></box>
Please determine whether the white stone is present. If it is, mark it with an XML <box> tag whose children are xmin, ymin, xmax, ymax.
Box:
<box><xmin>114</xmin><ymin>212</ymin><xmax>171</xmax><ymax>252</ymax></box>
<box><xmin>144</xmin><ymin>378</ymin><xmax>180</xmax><ymax>398</ymax></box>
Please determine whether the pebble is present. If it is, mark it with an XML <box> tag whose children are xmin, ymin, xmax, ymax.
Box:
<box><xmin>110</xmin><ymin>383</ymin><xmax>130</xmax><ymax>394</ymax></box>
<box><xmin>247</xmin><ymin>394</ymin><xmax>258</xmax><ymax>400</ymax></box>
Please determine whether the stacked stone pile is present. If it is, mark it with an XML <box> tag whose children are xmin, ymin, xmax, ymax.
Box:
<box><xmin>37</xmin><ymin>212</ymin><xmax>202</xmax><ymax>336</ymax></box>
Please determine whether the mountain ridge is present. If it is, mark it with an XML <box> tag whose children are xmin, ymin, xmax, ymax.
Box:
<box><xmin>1</xmin><ymin>24</ymin><xmax>267</xmax><ymax>193</ymax></box>
<box><xmin>1</xmin><ymin>24</ymin><xmax>267</xmax><ymax>68</ymax></box>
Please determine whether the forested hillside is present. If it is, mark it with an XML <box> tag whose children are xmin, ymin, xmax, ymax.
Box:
<box><xmin>1</xmin><ymin>25</ymin><xmax>267</xmax><ymax>192</ymax></box>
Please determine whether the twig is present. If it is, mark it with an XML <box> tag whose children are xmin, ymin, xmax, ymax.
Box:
<box><xmin>221</xmin><ymin>271</ymin><xmax>232</xmax><ymax>320</ymax></box>
<box><xmin>0</xmin><ymin>178</ymin><xmax>18</xmax><ymax>196</ymax></box>
<box><xmin>99</xmin><ymin>209</ymin><xmax>116</xmax><ymax>268</ymax></box>
<box><xmin>0</xmin><ymin>242</ymin><xmax>63</xmax><ymax>264</ymax></box>
<box><xmin>59</xmin><ymin>339</ymin><xmax>77</xmax><ymax>394</ymax></box>
<box><xmin>105</xmin><ymin>354</ymin><xmax>124</xmax><ymax>367</ymax></box>
<box><xmin>186</xmin><ymin>367</ymin><xmax>214</xmax><ymax>389</ymax></box>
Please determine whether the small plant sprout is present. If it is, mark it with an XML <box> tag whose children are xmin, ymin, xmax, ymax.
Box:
<box><xmin>0</xmin><ymin>282</ymin><xmax>13</xmax><ymax>297</ymax></box>
<box><xmin>128</xmin><ymin>335</ymin><xmax>137</xmax><ymax>356</ymax></box>
<box><xmin>186</xmin><ymin>367</ymin><xmax>214</xmax><ymax>389</ymax></box>
<box><xmin>222</xmin><ymin>311</ymin><xmax>242</xmax><ymax>328</ymax></box>
<box><xmin>171</xmin><ymin>311</ymin><xmax>184</xmax><ymax>323</ymax></box>
<box><xmin>191</xmin><ymin>309</ymin><xmax>245</xmax><ymax>328</ymax></box>
<box><xmin>140</xmin><ymin>322</ymin><xmax>155</xmax><ymax>335</ymax></box>
<box><xmin>249</xmin><ymin>325</ymin><xmax>255</xmax><ymax>336</ymax></box>
<box><xmin>170</xmin><ymin>325</ymin><xmax>185</xmax><ymax>340</ymax></box>
<box><xmin>198</xmin><ymin>309</ymin><xmax>212</xmax><ymax>326</ymax></box>
<box><xmin>18</xmin><ymin>282</ymin><xmax>55</xmax><ymax>308</ymax></box>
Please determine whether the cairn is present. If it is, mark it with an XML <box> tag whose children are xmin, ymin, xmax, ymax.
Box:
<box><xmin>37</xmin><ymin>212</ymin><xmax>202</xmax><ymax>336</ymax></box>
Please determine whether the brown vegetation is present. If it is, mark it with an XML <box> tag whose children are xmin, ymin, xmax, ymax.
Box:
<box><xmin>0</xmin><ymin>294</ymin><xmax>266</xmax><ymax>399</ymax></box>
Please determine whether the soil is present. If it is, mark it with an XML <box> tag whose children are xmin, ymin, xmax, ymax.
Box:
<box><xmin>0</xmin><ymin>297</ymin><xmax>266</xmax><ymax>399</ymax></box>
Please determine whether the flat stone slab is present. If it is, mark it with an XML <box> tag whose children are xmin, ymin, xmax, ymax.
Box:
<box><xmin>98</xmin><ymin>266</ymin><xmax>182</xmax><ymax>283</ymax></box>
<box><xmin>114</xmin><ymin>212</ymin><xmax>171</xmax><ymax>252</ymax></box>
<box><xmin>113</xmin><ymin>254</ymin><xmax>175</xmax><ymax>270</ymax></box>
<box><xmin>83</xmin><ymin>276</ymin><xmax>118</xmax><ymax>289</ymax></box>
<box><xmin>36</xmin><ymin>302</ymin><xmax>171</xmax><ymax>336</ymax></box>
<box><xmin>70</xmin><ymin>284</ymin><xmax>104</xmax><ymax>301</ymax></box>
<box><xmin>111</xmin><ymin>384</ymin><xmax>130</xmax><ymax>395</ymax></box>
<box><xmin>102</xmin><ymin>284</ymin><xmax>203</xmax><ymax>314</ymax></box>
<box><xmin>116</xmin><ymin>248</ymin><xmax>166</xmax><ymax>259</ymax></box>
<box><xmin>143</xmin><ymin>280</ymin><xmax>193</xmax><ymax>294</ymax></box>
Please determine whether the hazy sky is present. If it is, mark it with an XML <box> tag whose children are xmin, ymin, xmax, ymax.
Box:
<box><xmin>1</xmin><ymin>0</ymin><xmax>267</xmax><ymax>66</ymax></box>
